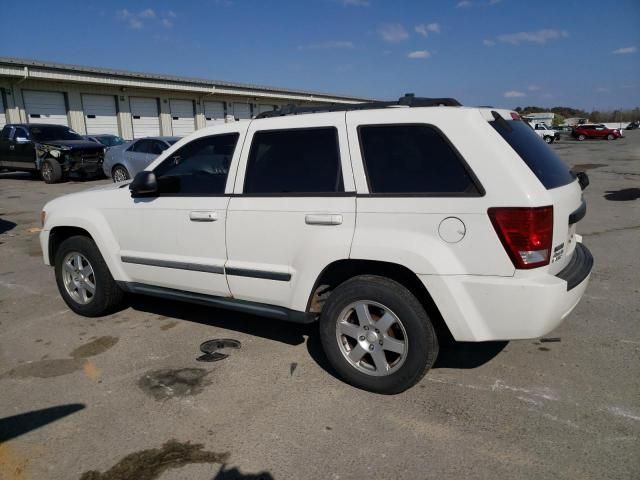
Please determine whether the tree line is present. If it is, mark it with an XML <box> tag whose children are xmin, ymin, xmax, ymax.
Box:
<box><xmin>514</xmin><ymin>106</ymin><xmax>640</xmax><ymax>124</ymax></box>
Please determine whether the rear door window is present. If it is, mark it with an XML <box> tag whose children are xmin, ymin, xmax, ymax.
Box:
<box><xmin>490</xmin><ymin>119</ymin><xmax>574</xmax><ymax>190</ymax></box>
<box><xmin>358</xmin><ymin>124</ymin><xmax>480</xmax><ymax>195</ymax></box>
<box><xmin>243</xmin><ymin>127</ymin><xmax>343</xmax><ymax>194</ymax></box>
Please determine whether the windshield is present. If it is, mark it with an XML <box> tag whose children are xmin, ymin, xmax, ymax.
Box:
<box><xmin>168</xmin><ymin>140</ymin><xmax>178</xmax><ymax>145</ymax></box>
<box><xmin>29</xmin><ymin>126</ymin><xmax>83</xmax><ymax>142</ymax></box>
<box><xmin>490</xmin><ymin>119</ymin><xmax>575</xmax><ymax>190</ymax></box>
<box><xmin>97</xmin><ymin>135</ymin><xmax>125</xmax><ymax>147</ymax></box>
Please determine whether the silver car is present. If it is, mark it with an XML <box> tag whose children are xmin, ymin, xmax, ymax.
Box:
<box><xmin>103</xmin><ymin>136</ymin><xmax>180</xmax><ymax>182</ymax></box>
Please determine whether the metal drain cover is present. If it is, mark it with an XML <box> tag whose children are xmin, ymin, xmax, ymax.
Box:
<box><xmin>197</xmin><ymin>339</ymin><xmax>242</xmax><ymax>362</ymax></box>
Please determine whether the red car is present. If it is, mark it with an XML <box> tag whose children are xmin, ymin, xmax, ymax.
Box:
<box><xmin>572</xmin><ymin>124</ymin><xmax>623</xmax><ymax>141</ymax></box>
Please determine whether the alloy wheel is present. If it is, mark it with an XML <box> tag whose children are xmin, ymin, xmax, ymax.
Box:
<box><xmin>335</xmin><ymin>300</ymin><xmax>408</xmax><ymax>376</ymax></box>
<box><xmin>61</xmin><ymin>252</ymin><xmax>96</xmax><ymax>305</ymax></box>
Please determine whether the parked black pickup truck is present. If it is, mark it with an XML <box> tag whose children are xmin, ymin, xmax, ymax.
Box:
<box><xmin>0</xmin><ymin>124</ymin><xmax>105</xmax><ymax>183</ymax></box>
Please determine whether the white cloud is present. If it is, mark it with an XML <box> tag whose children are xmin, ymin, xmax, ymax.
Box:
<box><xmin>527</xmin><ymin>85</ymin><xmax>541</xmax><ymax>91</ymax></box>
<box><xmin>378</xmin><ymin>24</ymin><xmax>409</xmax><ymax>43</ymax></box>
<box><xmin>117</xmin><ymin>9</ymin><xmax>177</xmax><ymax>30</ymax></box>
<box><xmin>612</xmin><ymin>46</ymin><xmax>637</xmax><ymax>55</ymax></box>
<box><xmin>407</xmin><ymin>50</ymin><xmax>431</xmax><ymax>59</ymax></box>
<box><xmin>595</xmin><ymin>87</ymin><xmax>610</xmax><ymax>93</ymax></box>
<box><xmin>457</xmin><ymin>1</ymin><xmax>472</xmax><ymax>7</ymax></box>
<box><xmin>415</xmin><ymin>23</ymin><xmax>440</xmax><ymax>37</ymax></box>
<box><xmin>497</xmin><ymin>29</ymin><xmax>569</xmax><ymax>45</ymax></box>
<box><xmin>341</xmin><ymin>0</ymin><xmax>370</xmax><ymax>5</ymax></box>
<box><xmin>298</xmin><ymin>41</ymin><xmax>355</xmax><ymax>50</ymax></box>
<box><xmin>504</xmin><ymin>90</ymin><xmax>526</xmax><ymax>98</ymax></box>
<box><xmin>483</xmin><ymin>39</ymin><xmax>496</xmax><ymax>47</ymax></box>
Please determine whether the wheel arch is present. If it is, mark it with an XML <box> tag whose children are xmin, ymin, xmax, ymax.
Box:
<box><xmin>307</xmin><ymin>259</ymin><xmax>454</xmax><ymax>342</ymax></box>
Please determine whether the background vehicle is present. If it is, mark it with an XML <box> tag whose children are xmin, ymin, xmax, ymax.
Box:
<box><xmin>625</xmin><ymin>121</ymin><xmax>639</xmax><ymax>130</ymax></box>
<box><xmin>103</xmin><ymin>136</ymin><xmax>180</xmax><ymax>182</ymax></box>
<box><xmin>83</xmin><ymin>134</ymin><xmax>127</xmax><ymax>150</ymax></box>
<box><xmin>529</xmin><ymin>122</ymin><xmax>560</xmax><ymax>143</ymax></box>
<box><xmin>0</xmin><ymin>124</ymin><xmax>105</xmax><ymax>183</ymax></box>
<box><xmin>572</xmin><ymin>124</ymin><xmax>623</xmax><ymax>141</ymax></box>
<box><xmin>41</xmin><ymin>96</ymin><xmax>592</xmax><ymax>393</ymax></box>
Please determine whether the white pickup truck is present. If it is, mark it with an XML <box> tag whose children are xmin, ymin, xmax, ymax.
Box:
<box><xmin>529</xmin><ymin>122</ymin><xmax>561</xmax><ymax>144</ymax></box>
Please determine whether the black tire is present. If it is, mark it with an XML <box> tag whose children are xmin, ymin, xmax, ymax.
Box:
<box><xmin>577</xmin><ymin>134</ymin><xmax>586</xmax><ymax>141</ymax></box>
<box><xmin>111</xmin><ymin>165</ymin><xmax>130</xmax><ymax>183</ymax></box>
<box><xmin>606</xmin><ymin>134</ymin><xmax>615</xmax><ymax>140</ymax></box>
<box><xmin>319</xmin><ymin>275</ymin><xmax>438</xmax><ymax>394</ymax></box>
<box><xmin>41</xmin><ymin>159</ymin><xmax>63</xmax><ymax>184</ymax></box>
<box><xmin>54</xmin><ymin>235</ymin><xmax>125</xmax><ymax>317</ymax></box>
<box><xmin>544</xmin><ymin>136</ymin><xmax>553</xmax><ymax>144</ymax></box>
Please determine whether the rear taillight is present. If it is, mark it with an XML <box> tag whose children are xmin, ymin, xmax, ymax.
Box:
<box><xmin>488</xmin><ymin>206</ymin><xmax>554</xmax><ymax>269</ymax></box>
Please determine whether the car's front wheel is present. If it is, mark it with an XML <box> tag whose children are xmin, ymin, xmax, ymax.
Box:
<box><xmin>112</xmin><ymin>165</ymin><xmax>130</xmax><ymax>183</ymax></box>
<box><xmin>607</xmin><ymin>134</ymin><xmax>615</xmax><ymax>140</ymax></box>
<box><xmin>41</xmin><ymin>159</ymin><xmax>63</xmax><ymax>183</ymax></box>
<box><xmin>54</xmin><ymin>235</ymin><xmax>125</xmax><ymax>317</ymax></box>
<box><xmin>319</xmin><ymin>275</ymin><xmax>438</xmax><ymax>394</ymax></box>
<box><xmin>544</xmin><ymin>136</ymin><xmax>553</xmax><ymax>144</ymax></box>
<box><xmin>577</xmin><ymin>134</ymin><xmax>586</xmax><ymax>141</ymax></box>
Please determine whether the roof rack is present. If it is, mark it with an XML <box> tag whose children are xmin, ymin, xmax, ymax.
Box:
<box><xmin>256</xmin><ymin>93</ymin><xmax>462</xmax><ymax>119</ymax></box>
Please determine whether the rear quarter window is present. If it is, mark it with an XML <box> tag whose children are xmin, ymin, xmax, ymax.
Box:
<box><xmin>490</xmin><ymin>119</ymin><xmax>574</xmax><ymax>190</ymax></box>
<box><xmin>358</xmin><ymin>124</ymin><xmax>481</xmax><ymax>195</ymax></box>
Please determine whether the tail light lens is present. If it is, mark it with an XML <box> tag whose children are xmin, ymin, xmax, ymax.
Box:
<box><xmin>488</xmin><ymin>206</ymin><xmax>554</xmax><ymax>269</ymax></box>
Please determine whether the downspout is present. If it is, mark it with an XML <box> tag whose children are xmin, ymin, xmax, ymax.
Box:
<box><xmin>11</xmin><ymin>66</ymin><xmax>29</xmax><ymax>123</ymax></box>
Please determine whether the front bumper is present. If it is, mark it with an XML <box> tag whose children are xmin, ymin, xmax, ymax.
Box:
<box><xmin>421</xmin><ymin>242</ymin><xmax>593</xmax><ymax>342</ymax></box>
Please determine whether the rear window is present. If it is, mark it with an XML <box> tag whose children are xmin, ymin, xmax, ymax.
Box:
<box><xmin>490</xmin><ymin>119</ymin><xmax>574</xmax><ymax>189</ymax></box>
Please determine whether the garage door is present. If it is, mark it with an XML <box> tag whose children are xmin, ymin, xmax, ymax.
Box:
<box><xmin>0</xmin><ymin>89</ymin><xmax>6</xmax><ymax>128</ymax></box>
<box><xmin>231</xmin><ymin>103</ymin><xmax>251</xmax><ymax>120</ymax></box>
<box><xmin>83</xmin><ymin>94</ymin><xmax>119</xmax><ymax>135</ymax></box>
<box><xmin>257</xmin><ymin>104</ymin><xmax>276</xmax><ymax>115</ymax></box>
<box><xmin>170</xmin><ymin>99</ymin><xmax>195</xmax><ymax>136</ymax></box>
<box><xmin>23</xmin><ymin>90</ymin><xmax>68</xmax><ymax>125</ymax></box>
<box><xmin>130</xmin><ymin>97</ymin><xmax>160</xmax><ymax>138</ymax></box>
<box><xmin>204</xmin><ymin>101</ymin><xmax>225</xmax><ymax>127</ymax></box>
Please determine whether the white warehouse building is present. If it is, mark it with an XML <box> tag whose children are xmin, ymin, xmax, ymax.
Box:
<box><xmin>0</xmin><ymin>57</ymin><xmax>369</xmax><ymax>139</ymax></box>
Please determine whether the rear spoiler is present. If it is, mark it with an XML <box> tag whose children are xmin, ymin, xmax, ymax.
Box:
<box><xmin>572</xmin><ymin>171</ymin><xmax>589</xmax><ymax>191</ymax></box>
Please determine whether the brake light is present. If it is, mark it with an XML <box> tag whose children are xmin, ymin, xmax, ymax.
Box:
<box><xmin>488</xmin><ymin>206</ymin><xmax>554</xmax><ymax>269</ymax></box>
<box><xmin>510</xmin><ymin>112</ymin><xmax>520</xmax><ymax>120</ymax></box>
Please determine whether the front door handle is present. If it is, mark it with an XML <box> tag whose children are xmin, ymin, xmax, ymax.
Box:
<box><xmin>305</xmin><ymin>214</ymin><xmax>343</xmax><ymax>226</ymax></box>
<box><xmin>9</xmin><ymin>145</ymin><xmax>15</xmax><ymax>150</ymax></box>
<box><xmin>190</xmin><ymin>211</ymin><xmax>218</xmax><ymax>222</ymax></box>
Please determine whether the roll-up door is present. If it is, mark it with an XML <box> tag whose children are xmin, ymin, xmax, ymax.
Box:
<box><xmin>170</xmin><ymin>99</ymin><xmax>195</xmax><ymax>136</ymax></box>
<box><xmin>204</xmin><ymin>101</ymin><xmax>225</xmax><ymax>127</ymax></box>
<box><xmin>257</xmin><ymin>104</ymin><xmax>276</xmax><ymax>115</ymax></box>
<box><xmin>130</xmin><ymin>97</ymin><xmax>160</xmax><ymax>138</ymax></box>
<box><xmin>23</xmin><ymin>90</ymin><xmax>68</xmax><ymax>126</ymax></box>
<box><xmin>0</xmin><ymin>89</ymin><xmax>6</xmax><ymax>128</ymax></box>
<box><xmin>231</xmin><ymin>103</ymin><xmax>251</xmax><ymax>120</ymax></box>
<box><xmin>83</xmin><ymin>94</ymin><xmax>119</xmax><ymax>135</ymax></box>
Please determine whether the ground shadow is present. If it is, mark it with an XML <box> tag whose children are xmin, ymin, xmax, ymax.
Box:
<box><xmin>129</xmin><ymin>296</ymin><xmax>311</xmax><ymax>347</ymax></box>
<box><xmin>433</xmin><ymin>341</ymin><xmax>508</xmax><ymax>369</ymax></box>
<box><xmin>604</xmin><ymin>188</ymin><xmax>640</xmax><ymax>201</ymax></box>
<box><xmin>0</xmin><ymin>403</ymin><xmax>85</xmax><ymax>442</ymax></box>
<box><xmin>0</xmin><ymin>218</ymin><xmax>17</xmax><ymax>234</ymax></box>
<box><xmin>0</xmin><ymin>171</ymin><xmax>39</xmax><ymax>181</ymax></box>
<box><xmin>212</xmin><ymin>466</ymin><xmax>275</xmax><ymax>480</ymax></box>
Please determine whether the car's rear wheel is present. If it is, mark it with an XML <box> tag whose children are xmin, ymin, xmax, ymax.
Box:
<box><xmin>41</xmin><ymin>159</ymin><xmax>63</xmax><ymax>183</ymax></box>
<box><xmin>54</xmin><ymin>235</ymin><xmax>125</xmax><ymax>317</ymax></box>
<box><xmin>319</xmin><ymin>275</ymin><xmax>438</xmax><ymax>394</ymax></box>
<box><xmin>112</xmin><ymin>165</ymin><xmax>130</xmax><ymax>183</ymax></box>
<box><xmin>577</xmin><ymin>134</ymin><xmax>586</xmax><ymax>141</ymax></box>
<box><xmin>607</xmin><ymin>134</ymin><xmax>615</xmax><ymax>140</ymax></box>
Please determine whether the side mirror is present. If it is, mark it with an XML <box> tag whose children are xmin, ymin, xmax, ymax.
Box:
<box><xmin>129</xmin><ymin>171</ymin><xmax>158</xmax><ymax>196</ymax></box>
<box><xmin>15</xmin><ymin>137</ymin><xmax>30</xmax><ymax>144</ymax></box>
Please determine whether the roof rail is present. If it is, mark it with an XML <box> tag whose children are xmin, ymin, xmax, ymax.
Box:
<box><xmin>256</xmin><ymin>93</ymin><xmax>462</xmax><ymax>119</ymax></box>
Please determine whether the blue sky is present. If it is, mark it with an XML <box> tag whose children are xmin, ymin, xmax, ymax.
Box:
<box><xmin>1</xmin><ymin>0</ymin><xmax>638</xmax><ymax>110</ymax></box>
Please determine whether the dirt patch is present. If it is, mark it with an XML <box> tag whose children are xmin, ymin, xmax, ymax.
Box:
<box><xmin>571</xmin><ymin>163</ymin><xmax>607</xmax><ymax>172</ymax></box>
<box><xmin>159</xmin><ymin>321</ymin><xmax>178</xmax><ymax>331</ymax></box>
<box><xmin>138</xmin><ymin>368</ymin><xmax>211</xmax><ymax>400</ymax></box>
<box><xmin>70</xmin><ymin>336</ymin><xmax>119</xmax><ymax>359</ymax></box>
<box><xmin>79</xmin><ymin>439</ymin><xmax>229</xmax><ymax>480</ymax></box>
<box><xmin>1</xmin><ymin>358</ymin><xmax>85</xmax><ymax>379</ymax></box>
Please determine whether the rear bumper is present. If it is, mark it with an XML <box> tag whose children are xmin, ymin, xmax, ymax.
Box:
<box><xmin>421</xmin><ymin>242</ymin><xmax>593</xmax><ymax>341</ymax></box>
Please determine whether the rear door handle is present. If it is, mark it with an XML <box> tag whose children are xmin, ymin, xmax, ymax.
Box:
<box><xmin>305</xmin><ymin>214</ymin><xmax>343</xmax><ymax>226</ymax></box>
<box><xmin>9</xmin><ymin>145</ymin><xmax>15</xmax><ymax>150</ymax></box>
<box><xmin>190</xmin><ymin>211</ymin><xmax>218</xmax><ymax>222</ymax></box>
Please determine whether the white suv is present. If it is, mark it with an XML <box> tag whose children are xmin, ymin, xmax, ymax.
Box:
<box><xmin>40</xmin><ymin>96</ymin><xmax>593</xmax><ymax>394</ymax></box>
